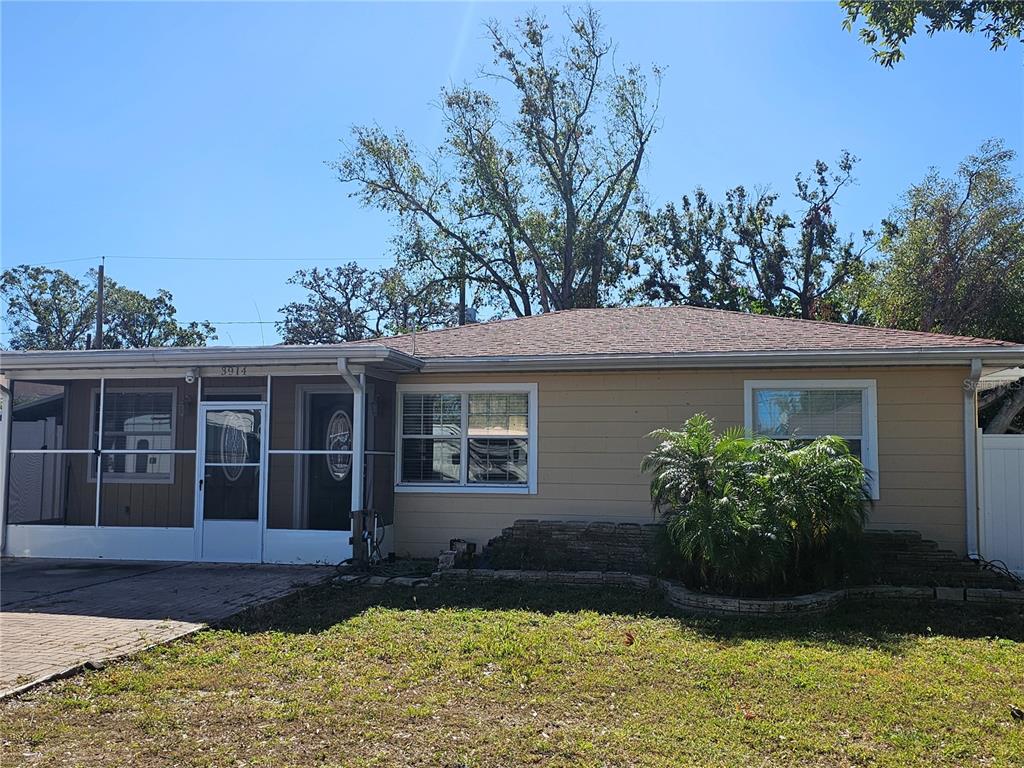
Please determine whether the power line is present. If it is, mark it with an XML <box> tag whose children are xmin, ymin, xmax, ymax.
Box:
<box><xmin>0</xmin><ymin>321</ymin><xmax>280</xmax><ymax>335</ymax></box>
<box><xmin>110</xmin><ymin>255</ymin><xmax>395</xmax><ymax>262</ymax></box>
<box><xmin>5</xmin><ymin>254</ymin><xmax>396</xmax><ymax>268</ymax></box>
<box><xmin>2</xmin><ymin>257</ymin><xmax>97</xmax><ymax>267</ymax></box>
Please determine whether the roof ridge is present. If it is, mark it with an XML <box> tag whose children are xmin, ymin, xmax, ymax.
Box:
<box><xmin>670</xmin><ymin>304</ymin><xmax>1012</xmax><ymax>346</ymax></box>
<box><xmin>349</xmin><ymin>310</ymin><xmax>562</xmax><ymax>345</ymax></box>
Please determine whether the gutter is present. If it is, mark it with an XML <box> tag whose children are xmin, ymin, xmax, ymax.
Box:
<box><xmin>416</xmin><ymin>346</ymin><xmax>1024</xmax><ymax>373</ymax></box>
<box><xmin>4</xmin><ymin>344</ymin><xmax>1023</xmax><ymax>378</ymax></box>
<box><xmin>0</xmin><ymin>345</ymin><xmax>423</xmax><ymax>373</ymax></box>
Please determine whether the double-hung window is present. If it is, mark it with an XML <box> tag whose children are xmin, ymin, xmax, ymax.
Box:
<box><xmin>744</xmin><ymin>379</ymin><xmax>879</xmax><ymax>498</ymax></box>
<box><xmin>397</xmin><ymin>384</ymin><xmax>537</xmax><ymax>493</ymax></box>
<box><xmin>89</xmin><ymin>389</ymin><xmax>177</xmax><ymax>483</ymax></box>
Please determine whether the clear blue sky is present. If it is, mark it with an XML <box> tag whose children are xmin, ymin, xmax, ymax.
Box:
<box><xmin>3</xmin><ymin>1</ymin><xmax>1021</xmax><ymax>346</ymax></box>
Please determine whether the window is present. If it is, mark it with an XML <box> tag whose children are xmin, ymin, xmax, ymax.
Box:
<box><xmin>397</xmin><ymin>384</ymin><xmax>537</xmax><ymax>493</ymax></box>
<box><xmin>90</xmin><ymin>389</ymin><xmax>177</xmax><ymax>483</ymax></box>
<box><xmin>744</xmin><ymin>379</ymin><xmax>878</xmax><ymax>498</ymax></box>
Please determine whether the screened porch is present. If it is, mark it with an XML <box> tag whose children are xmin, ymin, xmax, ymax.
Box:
<box><xmin>3</xmin><ymin>360</ymin><xmax>402</xmax><ymax>564</ymax></box>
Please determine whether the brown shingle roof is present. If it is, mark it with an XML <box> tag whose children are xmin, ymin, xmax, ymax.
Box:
<box><xmin>358</xmin><ymin>306</ymin><xmax>1017</xmax><ymax>359</ymax></box>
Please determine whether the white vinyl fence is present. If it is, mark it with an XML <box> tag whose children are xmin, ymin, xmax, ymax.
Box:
<box><xmin>980</xmin><ymin>434</ymin><xmax>1024</xmax><ymax>575</ymax></box>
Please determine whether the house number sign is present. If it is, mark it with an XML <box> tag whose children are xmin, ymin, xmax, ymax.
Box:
<box><xmin>219</xmin><ymin>366</ymin><xmax>249</xmax><ymax>376</ymax></box>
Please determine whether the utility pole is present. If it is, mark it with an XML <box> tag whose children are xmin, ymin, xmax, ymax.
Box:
<box><xmin>93</xmin><ymin>255</ymin><xmax>105</xmax><ymax>349</ymax></box>
<box><xmin>457</xmin><ymin>249</ymin><xmax>466</xmax><ymax>326</ymax></box>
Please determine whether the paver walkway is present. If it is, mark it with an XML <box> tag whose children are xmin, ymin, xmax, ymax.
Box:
<box><xmin>0</xmin><ymin>559</ymin><xmax>331</xmax><ymax>697</ymax></box>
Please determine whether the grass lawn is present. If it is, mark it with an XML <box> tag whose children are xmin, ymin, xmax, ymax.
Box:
<box><xmin>2</xmin><ymin>582</ymin><xmax>1023</xmax><ymax>768</ymax></box>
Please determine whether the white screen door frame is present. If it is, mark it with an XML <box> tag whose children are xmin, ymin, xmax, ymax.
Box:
<box><xmin>195</xmin><ymin>401</ymin><xmax>268</xmax><ymax>562</ymax></box>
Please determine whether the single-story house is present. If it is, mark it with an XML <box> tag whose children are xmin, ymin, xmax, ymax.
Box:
<box><xmin>2</xmin><ymin>306</ymin><xmax>1023</xmax><ymax>568</ymax></box>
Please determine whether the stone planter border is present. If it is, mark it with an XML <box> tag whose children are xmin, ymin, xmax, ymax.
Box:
<box><xmin>335</xmin><ymin>567</ymin><xmax>1024</xmax><ymax>618</ymax></box>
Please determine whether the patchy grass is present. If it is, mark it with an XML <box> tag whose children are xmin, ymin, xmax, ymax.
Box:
<box><xmin>2</xmin><ymin>582</ymin><xmax>1023</xmax><ymax>767</ymax></box>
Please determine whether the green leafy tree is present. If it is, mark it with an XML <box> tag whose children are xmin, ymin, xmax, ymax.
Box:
<box><xmin>0</xmin><ymin>265</ymin><xmax>216</xmax><ymax>350</ymax></box>
<box><xmin>640</xmin><ymin>153</ymin><xmax>874</xmax><ymax>320</ymax></box>
<box><xmin>333</xmin><ymin>6</ymin><xmax>660</xmax><ymax>316</ymax></box>
<box><xmin>277</xmin><ymin>262</ymin><xmax>456</xmax><ymax>345</ymax></box>
<box><xmin>1</xmin><ymin>266</ymin><xmax>96</xmax><ymax>350</ymax></box>
<box><xmin>104</xmin><ymin>283</ymin><xmax>216</xmax><ymax>349</ymax></box>
<box><xmin>841</xmin><ymin>1</ymin><xmax>1024</xmax><ymax>66</ymax></box>
<box><xmin>859</xmin><ymin>139</ymin><xmax>1024</xmax><ymax>432</ymax></box>
<box><xmin>637</xmin><ymin>190</ymin><xmax>747</xmax><ymax>311</ymax></box>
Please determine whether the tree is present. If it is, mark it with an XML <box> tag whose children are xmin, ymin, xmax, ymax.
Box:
<box><xmin>333</xmin><ymin>6</ymin><xmax>660</xmax><ymax>317</ymax></box>
<box><xmin>104</xmin><ymin>284</ymin><xmax>216</xmax><ymax>349</ymax></box>
<box><xmin>639</xmin><ymin>153</ymin><xmax>874</xmax><ymax>320</ymax></box>
<box><xmin>0</xmin><ymin>265</ymin><xmax>216</xmax><ymax>350</ymax></box>
<box><xmin>1</xmin><ymin>266</ymin><xmax>96</xmax><ymax>350</ymax></box>
<box><xmin>860</xmin><ymin>139</ymin><xmax>1024</xmax><ymax>432</ymax></box>
<box><xmin>277</xmin><ymin>262</ymin><xmax>456</xmax><ymax>345</ymax></box>
<box><xmin>841</xmin><ymin>1</ymin><xmax>1024</xmax><ymax>66</ymax></box>
<box><xmin>637</xmin><ymin>189</ymin><xmax>748</xmax><ymax>311</ymax></box>
<box><xmin>862</xmin><ymin>140</ymin><xmax>1023</xmax><ymax>338</ymax></box>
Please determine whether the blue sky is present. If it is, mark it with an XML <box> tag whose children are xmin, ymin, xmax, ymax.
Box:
<box><xmin>3</xmin><ymin>1</ymin><xmax>1021</xmax><ymax>346</ymax></box>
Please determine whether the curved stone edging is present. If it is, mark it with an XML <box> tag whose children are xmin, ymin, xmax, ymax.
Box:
<box><xmin>422</xmin><ymin>568</ymin><xmax>1024</xmax><ymax>618</ymax></box>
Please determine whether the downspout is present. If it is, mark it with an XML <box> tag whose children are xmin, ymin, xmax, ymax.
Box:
<box><xmin>338</xmin><ymin>358</ymin><xmax>366</xmax><ymax>551</ymax></box>
<box><xmin>0</xmin><ymin>377</ymin><xmax>11</xmax><ymax>555</ymax></box>
<box><xmin>964</xmin><ymin>358</ymin><xmax>982</xmax><ymax>558</ymax></box>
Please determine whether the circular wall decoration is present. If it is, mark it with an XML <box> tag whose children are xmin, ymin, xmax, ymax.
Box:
<box><xmin>326</xmin><ymin>409</ymin><xmax>353</xmax><ymax>481</ymax></box>
<box><xmin>220</xmin><ymin>412</ymin><xmax>251</xmax><ymax>482</ymax></box>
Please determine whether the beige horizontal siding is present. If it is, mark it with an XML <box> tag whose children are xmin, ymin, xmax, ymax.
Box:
<box><xmin>393</xmin><ymin>365</ymin><xmax>970</xmax><ymax>557</ymax></box>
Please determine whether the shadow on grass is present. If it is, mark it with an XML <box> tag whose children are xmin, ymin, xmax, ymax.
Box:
<box><xmin>221</xmin><ymin>579</ymin><xmax>1024</xmax><ymax>653</ymax></box>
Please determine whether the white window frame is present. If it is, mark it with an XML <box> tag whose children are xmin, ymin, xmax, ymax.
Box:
<box><xmin>395</xmin><ymin>382</ymin><xmax>538</xmax><ymax>495</ymax></box>
<box><xmin>88</xmin><ymin>387</ymin><xmax>178</xmax><ymax>485</ymax></box>
<box><xmin>199</xmin><ymin>385</ymin><xmax>266</xmax><ymax>402</ymax></box>
<box><xmin>743</xmin><ymin>379</ymin><xmax>879</xmax><ymax>500</ymax></box>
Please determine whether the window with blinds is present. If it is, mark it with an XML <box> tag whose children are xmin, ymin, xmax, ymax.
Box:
<box><xmin>745</xmin><ymin>379</ymin><xmax>879</xmax><ymax>499</ymax></box>
<box><xmin>752</xmin><ymin>388</ymin><xmax>864</xmax><ymax>457</ymax></box>
<box><xmin>398</xmin><ymin>388</ymin><xmax>533</xmax><ymax>489</ymax></box>
<box><xmin>90</xmin><ymin>389</ymin><xmax>177</xmax><ymax>482</ymax></box>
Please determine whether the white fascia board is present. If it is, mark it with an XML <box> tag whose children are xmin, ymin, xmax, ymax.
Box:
<box><xmin>0</xmin><ymin>345</ymin><xmax>423</xmax><ymax>379</ymax></box>
<box><xmin>5</xmin><ymin>344</ymin><xmax>1024</xmax><ymax>379</ymax></box>
<box><xmin>416</xmin><ymin>347</ymin><xmax>1024</xmax><ymax>373</ymax></box>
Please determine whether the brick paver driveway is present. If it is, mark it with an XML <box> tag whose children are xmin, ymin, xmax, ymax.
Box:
<box><xmin>0</xmin><ymin>559</ymin><xmax>331</xmax><ymax>697</ymax></box>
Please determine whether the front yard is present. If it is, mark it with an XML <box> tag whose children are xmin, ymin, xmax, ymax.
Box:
<box><xmin>2</xmin><ymin>581</ymin><xmax>1023</xmax><ymax>767</ymax></box>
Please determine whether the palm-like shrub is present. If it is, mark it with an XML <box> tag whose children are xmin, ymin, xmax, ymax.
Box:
<box><xmin>642</xmin><ymin>414</ymin><xmax>870</xmax><ymax>594</ymax></box>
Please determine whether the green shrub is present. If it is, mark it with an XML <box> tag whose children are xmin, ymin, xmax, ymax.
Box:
<box><xmin>641</xmin><ymin>414</ymin><xmax>870</xmax><ymax>595</ymax></box>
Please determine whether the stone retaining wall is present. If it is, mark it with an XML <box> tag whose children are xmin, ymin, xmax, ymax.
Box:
<box><xmin>335</xmin><ymin>568</ymin><xmax>1024</xmax><ymax>618</ymax></box>
<box><xmin>480</xmin><ymin>521</ymin><xmax>1019</xmax><ymax>590</ymax></box>
<box><xmin>482</xmin><ymin>519</ymin><xmax>664</xmax><ymax>572</ymax></box>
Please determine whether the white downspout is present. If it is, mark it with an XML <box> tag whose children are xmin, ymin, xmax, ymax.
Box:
<box><xmin>338</xmin><ymin>357</ymin><xmax>366</xmax><ymax>524</ymax></box>
<box><xmin>964</xmin><ymin>358</ymin><xmax>982</xmax><ymax>558</ymax></box>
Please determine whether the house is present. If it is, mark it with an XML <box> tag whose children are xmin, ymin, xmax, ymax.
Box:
<box><xmin>2</xmin><ymin>306</ymin><xmax>1023</xmax><ymax>568</ymax></box>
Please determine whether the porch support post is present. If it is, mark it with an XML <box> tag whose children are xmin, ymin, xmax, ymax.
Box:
<box><xmin>192</xmin><ymin>376</ymin><xmax>204</xmax><ymax>560</ymax></box>
<box><xmin>94</xmin><ymin>377</ymin><xmax>106</xmax><ymax>526</ymax></box>
<box><xmin>1</xmin><ymin>376</ymin><xmax>12</xmax><ymax>554</ymax></box>
<box><xmin>964</xmin><ymin>358</ymin><xmax>982</xmax><ymax>558</ymax></box>
<box><xmin>262</xmin><ymin>373</ymin><xmax>272</xmax><ymax>564</ymax></box>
